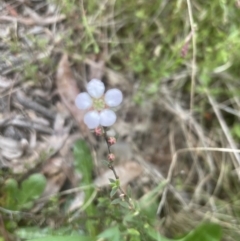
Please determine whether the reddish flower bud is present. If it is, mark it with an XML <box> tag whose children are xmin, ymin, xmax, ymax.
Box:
<box><xmin>108</xmin><ymin>153</ymin><xmax>115</xmax><ymax>161</ymax></box>
<box><xmin>107</xmin><ymin>137</ymin><xmax>116</xmax><ymax>145</ymax></box>
<box><xmin>94</xmin><ymin>127</ymin><xmax>102</xmax><ymax>136</ymax></box>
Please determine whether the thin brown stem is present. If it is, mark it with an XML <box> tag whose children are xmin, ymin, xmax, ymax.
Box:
<box><xmin>102</xmin><ymin>127</ymin><xmax>134</xmax><ymax>208</ymax></box>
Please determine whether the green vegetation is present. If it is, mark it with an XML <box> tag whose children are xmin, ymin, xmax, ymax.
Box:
<box><xmin>1</xmin><ymin>0</ymin><xmax>240</xmax><ymax>240</ymax></box>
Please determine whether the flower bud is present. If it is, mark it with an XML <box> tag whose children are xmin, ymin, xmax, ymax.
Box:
<box><xmin>107</xmin><ymin>137</ymin><xmax>116</xmax><ymax>146</ymax></box>
<box><xmin>94</xmin><ymin>127</ymin><xmax>102</xmax><ymax>136</ymax></box>
<box><xmin>108</xmin><ymin>153</ymin><xmax>115</xmax><ymax>161</ymax></box>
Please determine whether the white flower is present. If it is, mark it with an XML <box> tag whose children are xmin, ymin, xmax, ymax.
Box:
<box><xmin>75</xmin><ymin>79</ymin><xmax>123</xmax><ymax>129</ymax></box>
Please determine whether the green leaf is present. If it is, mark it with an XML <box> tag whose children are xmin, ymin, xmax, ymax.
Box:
<box><xmin>115</xmin><ymin>179</ymin><xmax>120</xmax><ymax>187</ymax></box>
<box><xmin>110</xmin><ymin>186</ymin><xmax>118</xmax><ymax>198</ymax></box>
<box><xmin>73</xmin><ymin>140</ymin><xmax>96</xmax><ymax>236</ymax></box>
<box><xmin>145</xmin><ymin>222</ymin><xmax>221</xmax><ymax>241</ymax></box>
<box><xmin>119</xmin><ymin>200</ymin><xmax>130</xmax><ymax>209</ymax></box>
<box><xmin>111</xmin><ymin>198</ymin><xmax>122</xmax><ymax>205</ymax></box>
<box><xmin>127</xmin><ymin>185</ymin><xmax>132</xmax><ymax>198</ymax></box>
<box><xmin>18</xmin><ymin>174</ymin><xmax>46</xmax><ymax>209</ymax></box>
<box><xmin>98</xmin><ymin>226</ymin><xmax>121</xmax><ymax>241</ymax></box>
<box><xmin>27</xmin><ymin>235</ymin><xmax>93</xmax><ymax>241</ymax></box>
<box><xmin>181</xmin><ymin>223</ymin><xmax>222</xmax><ymax>241</ymax></box>
<box><xmin>4</xmin><ymin>178</ymin><xmax>19</xmax><ymax>209</ymax></box>
<box><xmin>4</xmin><ymin>174</ymin><xmax>46</xmax><ymax>210</ymax></box>
<box><xmin>145</xmin><ymin>226</ymin><xmax>171</xmax><ymax>241</ymax></box>
<box><xmin>139</xmin><ymin>181</ymin><xmax>167</xmax><ymax>219</ymax></box>
<box><xmin>140</xmin><ymin>181</ymin><xmax>167</xmax><ymax>206</ymax></box>
<box><xmin>127</xmin><ymin>228</ymin><xmax>140</xmax><ymax>236</ymax></box>
<box><xmin>109</xmin><ymin>178</ymin><xmax>115</xmax><ymax>183</ymax></box>
<box><xmin>73</xmin><ymin>140</ymin><xmax>93</xmax><ymax>184</ymax></box>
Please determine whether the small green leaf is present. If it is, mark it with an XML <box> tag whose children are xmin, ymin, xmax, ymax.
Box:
<box><xmin>4</xmin><ymin>178</ymin><xmax>19</xmax><ymax>209</ymax></box>
<box><xmin>139</xmin><ymin>181</ymin><xmax>167</xmax><ymax>219</ymax></box>
<box><xmin>103</xmin><ymin>160</ymin><xmax>109</xmax><ymax>166</ymax></box>
<box><xmin>127</xmin><ymin>185</ymin><xmax>132</xmax><ymax>198</ymax></box>
<box><xmin>140</xmin><ymin>181</ymin><xmax>167</xmax><ymax>207</ymax></box>
<box><xmin>109</xmin><ymin>178</ymin><xmax>115</xmax><ymax>183</ymax></box>
<box><xmin>115</xmin><ymin>179</ymin><xmax>120</xmax><ymax>187</ymax></box>
<box><xmin>127</xmin><ymin>228</ymin><xmax>140</xmax><ymax>236</ymax></box>
<box><xmin>110</xmin><ymin>186</ymin><xmax>118</xmax><ymax>198</ymax></box>
<box><xmin>119</xmin><ymin>200</ymin><xmax>130</xmax><ymax>209</ymax></box>
<box><xmin>111</xmin><ymin>198</ymin><xmax>122</xmax><ymax>205</ymax></box>
<box><xmin>145</xmin><ymin>222</ymin><xmax>222</xmax><ymax>241</ymax></box>
<box><xmin>98</xmin><ymin>226</ymin><xmax>121</xmax><ymax>241</ymax></box>
<box><xmin>18</xmin><ymin>174</ymin><xmax>46</xmax><ymax>209</ymax></box>
<box><xmin>4</xmin><ymin>175</ymin><xmax>46</xmax><ymax>210</ymax></box>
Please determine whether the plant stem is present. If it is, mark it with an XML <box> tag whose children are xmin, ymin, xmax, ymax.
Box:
<box><xmin>102</xmin><ymin>127</ymin><xmax>134</xmax><ymax>209</ymax></box>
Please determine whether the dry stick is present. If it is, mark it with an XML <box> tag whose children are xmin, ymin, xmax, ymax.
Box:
<box><xmin>0</xmin><ymin>15</ymin><xmax>65</xmax><ymax>26</ymax></box>
<box><xmin>8</xmin><ymin>119</ymin><xmax>53</xmax><ymax>135</ymax></box>
<box><xmin>212</xmin><ymin>156</ymin><xmax>226</xmax><ymax>196</ymax></box>
<box><xmin>207</xmin><ymin>92</ymin><xmax>240</xmax><ymax>180</ymax></box>
<box><xmin>15</xmin><ymin>92</ymin><xmax>56</xmax><ymax>120</ymax></box>
<box><xmin>187</xmin><ymin>174</ymin><xmax>211</xmax><ymax>209</ymax></box>
<box><xmin>131</xmin><ymin>143</ymin><xmax>187</xmax><ymax>209</ymax></box>
<box><xmin>0</xmin><ymin>206</ymin><xmax>34</xmax><ymax>219</ymax></box>
<box><xmin>157</xmin><ymin>146</ymin><xmax>240</xmax><ymax>215</ymax></box>
<box><xmin>161</xmin><ymin>88</ymin><xmax>215</xmax><ymax>173</ymax></box>
<box><xmin>185</xmin><ymin>0</ymin><xmax>201</xmax><ymax>186</ymax></box>
<box><xmin>194</xmin><ymin>209</ymin><xmax>240</xmax><ymax>233</ymax></box>
<box><xmin>186</xmin><ymin>0</ymin><xmax>197</xmax><ymax>112</ymax></box>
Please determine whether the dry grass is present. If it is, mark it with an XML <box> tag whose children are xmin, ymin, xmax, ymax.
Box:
<box><xmin>1</xmin><ymin>0</ymin><xmax>240</xmax><ymax>240</ymax></box>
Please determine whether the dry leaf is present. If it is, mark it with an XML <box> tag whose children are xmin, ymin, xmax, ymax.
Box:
<box><xmin>85</xmin><ymin>57</ymin><xmax>105</xmax><ymax>80</ymax></box>
<box><xmin>105</xmin><ymin>68</ymin><xmax>131</xmax><ymax>91</ymax></box>
<box><xmin>56</xmin><ymin>54</ymin><xmax>88</xmax><ymax>136</ymax></box>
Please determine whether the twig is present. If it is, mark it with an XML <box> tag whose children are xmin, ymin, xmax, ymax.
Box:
<box><xmin>102</xmin><ymin>128</ymin><xmax>122</xmax><ymax>189</ymax></box>
<box><xmin>0</xmin><ymin>15</ymin><xmax>65</xmax><ymax>26</ymax></box>
<box><xmin>7</xmin><ymin>118</ymin><xmax>53</xmax><ymax>134</ymax></box>
<box><xmin>102</xmin><ymin>127</ymin><xmax>134</xmax><ymax>208</ymax></box>
<box><xmin>157</xmin><ymin>146</ymin><xmax>240</xmax><ymax>215</ymax></box>
<box><xmin>207</xmin><ymin>92</ymin><xmax>240</xmax><ymax>179</ymax></box>
<box><xmin>15</xmin><ymin>91</ymin><xmax>56</xmax><ymax>120</ymax></box>
<box><xmin>0</xmin><ymin>206</ymin><xmax>34</xmax><ymax>218</ymax></box>
<box><xmin>186</xmin><ymin>0</ymin><xmax>197</xmax><ymax>112</ymax></box>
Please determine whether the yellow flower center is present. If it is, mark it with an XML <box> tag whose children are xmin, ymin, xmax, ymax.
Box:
<box><xmin>93</xmin><ymin>98</ymin><xmax>105</xmax><ymax>111</ymax></box>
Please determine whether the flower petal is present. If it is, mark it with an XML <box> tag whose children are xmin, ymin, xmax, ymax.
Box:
<box><xmin>104</xmin><ymin>88</ymin><xmax>123</xmax><ymax>107</ymax></box>
<box><xmin>86</xmin><ymin>79</ymin><xmax>105</xmax><ymax>99</ymax></box>
<box><xmin>84</xmin><ymin>110</ymin><xmax>100</xmax><ymax>129</ymax></box>
<box><xmin>100</xmin><ymin>109</ymin><xmax>117</xmax><ymax>127</ymax></box>
<box><xmin>75</xmin><ymin>92</ymin><xmax>92</xmax><ymax>110</ymax></box>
